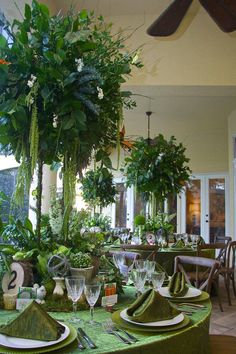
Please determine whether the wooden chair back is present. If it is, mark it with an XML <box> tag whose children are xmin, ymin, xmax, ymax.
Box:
<box><xmin>174</xmin><ymin>255</ymin><xmax>220</xmax><ymax>293</ymax></box>
<box><xmin>214</xmin><ymin>235</ymin><xmax>232</xmax><ymax>245</ymax></box>
<box><xmin>226</xmin><ymin>241</ymin><xmax>236</xmax><ymax>271</ymax></box>
<box><xmin>197</xmin><ymin>243</ymin><xmax>228</xmax><ymax>266</ymax></box>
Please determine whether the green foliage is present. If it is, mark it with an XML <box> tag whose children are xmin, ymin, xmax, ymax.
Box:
<box><xmin>144</xmin><ymin>212</ymin><xmax>176</xmax><ymax>237</ymax></box>
<box><xmin>81</xmin><ymin>167</ymin><xmax>116</xmax><ymax>208</ymax></box>
<box><xmin>134</xmin><ymin>214</ymin><xmax>146</xmax><ymax>226</ymax></box>
<box><xmin>82</xmin><ymin>213</ymin><xmax>111</xmax><ymax>231</ymax></box>
<box><xmin>69</xmin><ymin>252</ymin><xmax>92</xmax><ymax>268</ymax></box>
<box><xmin>0</xmin><ymin>1</ymin><xmax>141</xmax><ymax>213</ymax></box>
<box><xmin>124</xmin><ymin>135</ymin><xmax>192</xmax><ymax>204</ymax></box>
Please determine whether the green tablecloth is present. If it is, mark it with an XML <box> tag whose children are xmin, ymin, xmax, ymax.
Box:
<box><xmin>0</xmin><ymin>286</ymin><xmax>211</xmax><ymax>354</ymax></box>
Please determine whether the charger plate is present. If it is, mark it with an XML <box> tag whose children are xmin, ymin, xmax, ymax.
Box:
<box><xmin>0</xmin><ymin>323</ymin><xmax>70</xmax><ymax>350</ymax></box>
<box><xmin>168</xmin><ymin>291</ymin><xmax>209</xmax><ymax>303</ymax></box>
<box><xmin>159</xmin><ymin>287</ymin><xmax>201</xmax><ymax>299</ymax></box>
<box><xmin>120</xmin><ymin>309</ymin><xmax>184</xmax><ymax>327</ymax></box>
<box><xmin>0</xmin><ymin>324</ymin><xmax>77</xmax><ymax>354</ymax></box>
<box><xmin>111</xmin><ymin>310</ymin><xmax>190</xmax><ymax>333</ymax></box>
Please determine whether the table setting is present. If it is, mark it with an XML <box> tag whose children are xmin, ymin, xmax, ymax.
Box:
<box><xmin>0</xmin><ymin>257</ymin><xmax>211</xmax><ymax>354</ymax></box>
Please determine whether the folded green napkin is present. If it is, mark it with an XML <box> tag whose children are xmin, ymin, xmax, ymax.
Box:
<box><xmin>169</xmin><ymin>272</ymin><xmax>188</xmax><ymax>297</ymax></box>
<box><xmin>171</xmin><ymin>239</ymin><xmax>185</xmax><ymax>248</ymax></box>
<box><xmin>0</xmin><ymin>300</ymin><xmax>65</xmax><ymax>341</ymax></box>
<box><xmin>126</xmin><ymin>289</ymin><xmax>180</xmax><ymax>323</ymax></box>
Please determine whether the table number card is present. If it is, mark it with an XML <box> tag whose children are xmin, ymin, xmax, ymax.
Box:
<box><xmin>101</xmin><ymin>283</ymin><xmax>118</xmax><ymax>309</ymax></box>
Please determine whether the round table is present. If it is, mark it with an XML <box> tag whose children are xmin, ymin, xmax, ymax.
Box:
<box><xmin>0</xmin><ymin>287</ymin><xmax>211</xmax><ymax>354</ymax></box>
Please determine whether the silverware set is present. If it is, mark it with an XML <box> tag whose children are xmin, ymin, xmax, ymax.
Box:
<box><xmin>174</xmin><ymin>302</ymin><xmax>206</xmax><ymax>315</ymax></box>
<box><xmin>102</xmin><ymin>319</ymin><xmax>138</xmax><ymax>344</ymax></box>
<box><xmin>77</xmin><ymin>327</ymin><xmax>97</xmax><ymax>350</ymax></box>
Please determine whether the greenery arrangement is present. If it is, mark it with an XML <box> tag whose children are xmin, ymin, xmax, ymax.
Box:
<box><xmin>81</xmin><ymin>166</ymin><xmax>117</xmax><ymax>211</ymax></box>
<box><xmin>144</xmin><ymin>212</ymin><xmax>176</xmax><ymax>238</ymax></box>
<box><xmin>124</xmin><ymin>135</ymin><xmax>191</xmax><ymax>213</ymax></box>
<box><xmin>0</xmin><ymin>0</ymin><xmax>142</xmax><ymax>245</ymax></box>
<box><xmin>69</xmin><ymin>252</ymin><xmax>92</xmax><ymax>268</ymax></box>
<box><xmin>82</xmin><ymin>213</ymin><xmax>111</xmax><ymax>232</ymax></box>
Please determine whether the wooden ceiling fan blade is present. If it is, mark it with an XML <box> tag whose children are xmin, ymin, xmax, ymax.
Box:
<box><xmin>147</xmin><ymin>0</ymin><xmax>193</xmax><ymax>37</ymax></box>
<box><xmin>222</xmin><ymin>0</ymin><xmax>236</xmax><ymax>15</ymax></box>
<box><xmin>199</xmin><ymin>0</ymin><xmax>236</xmax><ymax>32</ymax></box>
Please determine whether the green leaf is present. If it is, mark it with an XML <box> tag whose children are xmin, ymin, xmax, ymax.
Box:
<box><xmin>25</xmin><ymin>4</ymin><xmax>31</xmax><ymax>21</ymax></box>
<box><xmin>0</xmin><ymin>34</ymin><xmax>7</xmax><ymax>48</ymax></box>
<box><xmin>24</xmin><ymin>218</ymin><xmax>33</xmax><ymax>232</ymax></box>
<box><xmin>18</xmin><ymin>29</ymin><xmax>28</xmax><ymax>44</ymax></box>
<box><xmin>39</xmin><ymin>3</ymin><xmax>50</xmax><ymax>16</ymax></box>
<box><xmin>53</xmin><ymin>53</ymin><xmax>63</xmax><ymax>65</ymax></box>
<box><xmin>62</xmin><ymin>117</ymin><xmax>75</xmax><ymax>130</ymax></box>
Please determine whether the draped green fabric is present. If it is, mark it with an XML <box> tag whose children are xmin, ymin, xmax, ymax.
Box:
<box><xmin>0</xmin><ymin>286</ymin><xmax>211</xmax><ymax>354</ymax></box>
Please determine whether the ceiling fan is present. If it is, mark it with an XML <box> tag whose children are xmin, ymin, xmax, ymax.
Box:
<box><xmin>147</xmin><ymin>0</ymin><xmax>236</xmax><ymax>37</ymax></box>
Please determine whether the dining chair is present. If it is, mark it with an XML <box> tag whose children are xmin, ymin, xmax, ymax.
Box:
<box><xmin>197</xmin><ymin>242</ymin><xmax>231</xmax><ymax>306</ymax></box>
<box><xmin>217</xmin><ymin>241</ymin><xmax>236</xmax><ymax>306</ymax></box>
<box><xmin>214</xmin><ymin>235</ymin><xmax>232</xmax><ymax>245</ymax></box>
<box><xmin>174</xmin><ymin>255</ymin><xmax>222</xmax><ymax>309</ymax></box>
<box><xmin>120</xmin><ymin>244</ymin><xmax>159</xmax><ymax>261</ymax></box>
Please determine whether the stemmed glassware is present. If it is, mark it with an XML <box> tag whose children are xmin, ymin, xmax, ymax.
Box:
<box><xmin>131</xmin><ymin>269</ymin><xmax>147</xmax><ymax>296</ymax></box>
<box><xmin>190</xmin><ymin>234</ymin><xmax>199</xmax><ymax>248</ymax></box>
<box><xmin>135</xmin><ymin>259</ymin><xmax>147</xmax><ymax>271</ymax></box>
<box><xmin>145</xmin><ymin>260</ymin><xmax>156</xmax><ymax>283</ymax></box>
<box><xmin>151</xmin><ymin>271</ymin><xmax>165</xmax><ymax>292</ymax></box>
<box><xmin>113</xmin><ymin>252</ymin><xmax>134</xmax><ymax>282</ymax></box>
<box><xmin>84</xmin><ymin>283</ymin><xmax>101</xmax><ymax>325</ymax></box>
<box><xmin>65</xmin><ymin>276</ymin><xmax>85</xmax><ymax>324</ymax></box>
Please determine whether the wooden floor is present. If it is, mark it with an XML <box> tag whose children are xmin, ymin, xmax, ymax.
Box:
<box><xmin>210</xmin><ymin>276</ymin><xmax>236</xmax><ymax>336</ymax></box>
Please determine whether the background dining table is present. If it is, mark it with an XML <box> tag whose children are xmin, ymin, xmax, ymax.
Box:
<box><xmin>118</xmin><ymin>244</ymin><xmax>215</xmax><ymax>275</ymax></box>
<box><xmin>0</xmin><ymin>286</ymin><xmax>212</xmax><ymax>354</ymax></box>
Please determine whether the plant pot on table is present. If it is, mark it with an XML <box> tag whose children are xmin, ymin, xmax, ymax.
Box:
<box><xmin>70</xmin><ymin>266</ymin><xmax>94</xmax><ymax>282</ymax></box>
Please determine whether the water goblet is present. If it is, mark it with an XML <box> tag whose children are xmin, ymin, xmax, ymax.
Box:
<box><xmin>151</xmin><ymin>271</ymin><xmax>165</xmax><ymax>292</ymax></box>
<box><xmin>84</xmin><ymin>283</ymin><xmax>101</xmax><ymax>325</ymax></box>
<box><xmin>131</xmin><ymin>269</ymin><xmax>147</xmax><ymax>296</ymax></box>
<box><xmin>65</xmin><ymin>276</ymin><xmax>85</xmax><ymax>324</ymax></box>
<box><xmin>112</xmin><ymin>253</ymin><xmax>126</xmax><ymax>269</ymax></box>
<box><xmin>135</xmin><ymin>259</ymin><xmax>147</xmax><ymax>271</ymax></box>
<box><xmin>145</xmin><ymin>260</ymin><xmax>156</xmax><ymax>283</ymax></box>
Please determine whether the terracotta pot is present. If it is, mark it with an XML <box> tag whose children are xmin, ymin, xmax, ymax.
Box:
<box><xmin>70</xmin><ymin>266</ymin><xmax>94</xmax><ymax>282</ymax></box>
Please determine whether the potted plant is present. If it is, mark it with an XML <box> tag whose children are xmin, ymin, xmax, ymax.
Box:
<box><xmin>81</xmin><ymin>166</ymin><xmax>117</xmax><ymax>213</ymax></box>
<box><xmin>124</xmin><ymin>134</ymin><xmax>192</xmax><ymax>215</ymax></box>
<box><xmin>69</xmin><ymin>252</ymin><xmax>93</xmax><ymax>282</ymax></box>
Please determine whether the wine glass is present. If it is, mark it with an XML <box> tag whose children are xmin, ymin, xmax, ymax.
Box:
<box><xmin>145</xmin><ymin>260</ymin><xmax>156</xmax><ymax>283</ymax></box>
<box><xmin>112</xmin><ymin>253</ymin><xmax>126</xmax><ymax>269</ymax></box>
<box><xmin>65</xmin><ymin>276</ymin><xmax>85</xmax><ymax>323</ymax></box>
<box><xmin>135</xmin><ymin>259</ymin><xmax>147</xmax><ymax>271</ymax></box>
<box><xmin>84</xmin><ymin>283</ymin><xmax>101</xmax><ymax>325</ymax></box>
<box><xmin>151</xmin><ymin>271</ymin><xmax>165</xmax><ymax>291</ymax></box>
<box><xmin>131</xmin><ymin>269</ymin><xmax>147</xmax><ymax>296</ymax></box>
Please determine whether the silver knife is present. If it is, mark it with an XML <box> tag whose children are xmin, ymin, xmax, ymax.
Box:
<box><xmin>77</xmin><ymin>334</ymin><xmax>86</xmax><ymax>350</ymax></box>
<box><xmin>77</xmin><ymin>327</ymin><xmax>97</xmax><ymax>349</ymax></box>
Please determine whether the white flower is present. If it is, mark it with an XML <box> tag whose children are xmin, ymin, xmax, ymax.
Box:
<box><xmin>97</xmin><ymin>86</ymin><xmax>104</xmax><ymax>100</ymax></box>
<box><xmin>75</xmin><ymin>58</ymin><xmax>84</xmax><ymax>72</ymax></box>
<box><xmin>27</xmin><ymin>74</ymin><xmax>37</xmax><ymax>88</ymax></box>
<box><xmin>53</xmin><ymin>114</ymin><xmax>58</xmax><ymax>128</ymax></box>
<box><xmin>27</xmin><ymin>80</ymin><xmax>34</xmax><ymax>88</ymax></box>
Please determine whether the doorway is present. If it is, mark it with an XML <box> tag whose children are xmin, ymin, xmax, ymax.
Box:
<box><xmin>182</xmin><ymin>174</ymin><xmax>229</xmax><ymax>242</ymax></box>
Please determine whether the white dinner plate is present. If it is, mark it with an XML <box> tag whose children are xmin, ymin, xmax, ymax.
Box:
<box><xmin>159</xmin><ymin>286</ymin><xmax>202</xmax><ymax>299</ymax></box>
<box><xmin>120</xmin><ymin>309</ymin><xmax>184</xmax><ymax>327</ymax></box>
<box><xmin>0</xmin><ymin>322</ymin><xmax>69</xmax><ymax>349</ymax></box>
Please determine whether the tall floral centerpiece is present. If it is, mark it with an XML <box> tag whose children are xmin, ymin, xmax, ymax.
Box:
<box><xmin>0</xmin><ymin>1</ymin><xmax>142</xmax><ymax>246</ymax></box>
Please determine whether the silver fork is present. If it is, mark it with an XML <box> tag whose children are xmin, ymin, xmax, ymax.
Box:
<box><xmin>102</xmin><ymin>321</ymin><xmax>132</xmax><ymax>344</ymax></box>
<box><xmin>105</xmin><ymin>319</ymin><xmax>138</xmax><ymax>343</ymax></box>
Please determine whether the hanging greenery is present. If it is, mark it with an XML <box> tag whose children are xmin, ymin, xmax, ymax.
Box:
<box><xmin>124</xmin><ymin>135</ymin><xmax>192</xmax><ymax>210</ymax></box>
<box><xmin>0</xmin><ymin>1</ymin><xmax>142</xmax><ymax>245</ymax></box>
<box><xmin>81</xmin><ymin>167</ymin><xmax>117</xmax><ymax>210</ymax></box>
